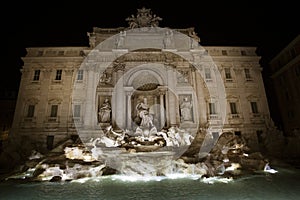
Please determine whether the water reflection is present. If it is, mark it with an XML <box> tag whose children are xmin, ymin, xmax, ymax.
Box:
<box><xmin>1</xmin><ymin>166</ymin><xmax>299</xmax><ymax>200</ymax></box>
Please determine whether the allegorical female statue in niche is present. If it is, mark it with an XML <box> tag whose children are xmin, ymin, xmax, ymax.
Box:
<box><xmin>180</xmin><ymin>97</ymin><xmax>193</xmax><ymax>122</ymax></box>
<box><xmin>98</xmin><ymin>98</ymin><xmax>111</xmax><ymax>123</ymax></box>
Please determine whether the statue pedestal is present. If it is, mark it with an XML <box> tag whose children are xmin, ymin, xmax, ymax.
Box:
<box><xmin>99</xmin><ymin>123</ymin><xmax>110</xmax><ymax>130</ymax></box>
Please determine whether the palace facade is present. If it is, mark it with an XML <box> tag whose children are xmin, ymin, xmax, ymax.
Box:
<box><xmin>11</xmin><ymin>8</ymin><xmax>272</xmax><ymax>152</ymax></box>
<box><xmin>269</xmin><ymin>34</ymin><xmax>300</xmax><ymax>136</ymax></box>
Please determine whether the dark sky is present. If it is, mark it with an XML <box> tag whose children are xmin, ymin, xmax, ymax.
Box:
<box><xmin>1</xmin><ymin>0</ymin><xmax>299</xmax><ymax>90</ymax></box>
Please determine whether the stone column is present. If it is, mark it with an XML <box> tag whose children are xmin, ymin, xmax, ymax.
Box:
<box><xmin>190</xmin><ymin>67</ymin><xmax>199</xmax><ymax>124</ymax></box>
<box><xmin>194</xmin><ymin>65</ymin><xmax>207</xmax><ymax>126</ymax></box>
<box><xmin>92</xmin><ymin>70</ymin><xmax>100</xmax><ymax>127</ymax></box>
<box><xmin>166</xmin><ymin>65</ymin><xmax>178</xmax><ymax>127</ymax></box>
<box><xmin>38</xmin><ymin>69</ymin><xmax>51</xmax><ymax>126</ymax></box>
<box><xmin>113</xmin><ymin>61</ymin><xmax>125</xmax><ymax>130</ymax></box>
<box><xmin>62</xmin><ymin>69</ymin><xmax>73</xmax><ymax>126</ymax></box>
<box><xmin>153</xmin><ymin>94</ymin><xmax>158</xmax><ymax>128</ymax></box>
<box><xmin>191</xmin><ymin>66</ymin><xmax>197</xmax><ymax>88</ymax></box>
<box><xmin>28</xmin><ymin>68</ymin><xmax>50</xmax><ymax>128</ymax></box>
<box><xmin>84</xmin><ymin>67</ymin><xmax>95</xmax><ymax>128</ymax></box>
<box><xmin>126</xmin><ymin>91</ymin><xmax>133</xmax><ymax>129</ymax></box>
<box><xmin>159</xmin><ymin>89</ymin><xmax>166</xmax><ymax>128</ymax></box>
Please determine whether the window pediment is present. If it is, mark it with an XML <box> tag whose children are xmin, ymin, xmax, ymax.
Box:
<box><xmin>48</xmin><ymin>98</ymin><xmax>62</xmax><ymax>104</ymax></box>
<box><xmin>26</xmin><ymin>98</ymin><xmax>39</xmax><ymax>104</ymax></box>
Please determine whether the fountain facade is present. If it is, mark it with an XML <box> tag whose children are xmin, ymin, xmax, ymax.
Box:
<box><xmin>2</xmin><ymin>8</ymin><xmax>276</xmax><ymax>182</ymax></box>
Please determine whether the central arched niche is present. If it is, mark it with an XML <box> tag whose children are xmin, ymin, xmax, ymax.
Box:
<box><xmin>108</xmin><ymin>46</ymin><xmax>210</xmax><ymax>132</ymax></box>
<box><xmin>132</xmin><ymin>71</ymin><xmax>159</xmax><ymax>91</ymax></box>
<box><xmin>125</xmin><ymin>65</ymin><xmax>166</xmax><ymax>130</ymax></box>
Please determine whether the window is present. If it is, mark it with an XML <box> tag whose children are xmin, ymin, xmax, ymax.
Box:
<box><xmin>209</xmin><ymin>103</ymin><xmax>216</xmax><ymax>114</ymax></box>
<box><xmin>205</xmin><ymin>68</ymin><xmax>211</xmax><ymax>79</ymax></box>
<box><xmin>230</xmin><ymin>102</ymin><xmax>237</xmax><ymax>114</ymax></box>
<box><xmin>277</xmin><ymin>60</ymin><xmax>282</xmax><ymax>67</ymax></box>
<box><xmin>58</xmin><ymin>51</ymin><xmax>64</xmax><ymax>56</ymax></box>
<box><xmin>250</xmin><ymin>102</ymin><xmax>258</xmax><ymax>113</ymax></box>
<box><xmin>222</xmin><ymin>50</ymin><xmax>227</xmax><ymax>55</ymax></box>
<box><xmin>234</xmin><ymin>131</ymin><xmax>241</xmax><ymax>136</ymax></box>
<box><xmin>37</xmin><ymin>51</ymin><xmax>43</xmax><ymax>56</ymax></box>
<box><xmin>77</xmin><ymin>70</ymin><xmax>83</xmax><ymax>80</ymax></box>
<box><xmin>47</xmin><ymin>135</ymin><xmax>54</xmax><ymax>150</ymax></box>
<box><xmin>279</xmin><ymin>76</ymin><xmax>285</xmax><ymax>86</ymax></box>
<box><xmin>33</xmin><ymin>70</ymin><xmax>40</xmax><ymax>81</ymax></box>
<box><xmin>257</xmin><ymin>130</ymin><xmax>263</xmax><ymax>143</ymax></box>
<box><xmin>288</xmin><ymin>110</ymin><xmax>294</xmax><ymax>119</ymax></box>
<box><xmin>295</xmin><ymin>65</ymin><xmax>300</xmax><ymax>77</ymax></box>
<box><xmin>290</xmin><ymin>48</ymin><xmax>296</xmax><ymax>58</ymax></box>
<box><xmin>50</xmin><ymin>105</ymin><xmax>58</xmax><ymax>117</ymax></box>
<box><xmin>241</xmin><ymin>50</ymin><xmax>247</xmax><ymax>56</ymax></box>
<box><xmin>225</xmin><ymin>68</ymin><xmax>232</xmax><ymax>79</ymax></box>
<box><xmin>55</xmin><ymin>70</ymin><xmax>62</xmax><ymax>80</ymax></box>
<box><xmin>27</xmin><ymin>105</ymin><xmax>35</xmax><ymax>117</ymax></box>
<box><xmin>285</xmin><ymin>90</ymin><xmax>290</xmax><ymax>101</ymax></box>
<box><xmin>244</xmin><ymin>69</ymin><xmax>251</xmax><ymax>80</ymax></box>
<box><xmin>74</xmin><ymin>105</ymin><xmax>81</xmax><ymax>117</ymax></box>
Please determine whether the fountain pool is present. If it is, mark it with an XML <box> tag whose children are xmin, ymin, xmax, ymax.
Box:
<box><xmin>1</xmin><ymin>166</ymin><xmax>300</xmax><ymax>200</ymax></box>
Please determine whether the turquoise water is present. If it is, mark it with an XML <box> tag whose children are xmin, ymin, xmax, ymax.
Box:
<box><xmin>0</xmin><ymin>167</ymin><xmax>299</xmax><ymax>200</ymax></box>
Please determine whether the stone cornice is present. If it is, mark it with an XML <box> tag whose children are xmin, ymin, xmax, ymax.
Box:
<box><xmin>269</xmin><ymin>35</ymin><xmax>300</xmax><ymax>64</ymax></box>
<box><xmin>22</xmin><ymin>57</ymin><xmax>84</xmax><ymax>63</ymax></box>
<box><xmin>210</xmin><ymin>56</ymin><xmax>261</xmax><ymax>63</ymax></box>
<box><xmin>271</xmin><ymin>55</ymin><xmax>300</xmax><ymax>78</ymax></box>
<box><xmin>93</xmin><ymin>27</ymin><xmax>126</xmax><ymax>34</ymax></box>
<box><xmin>26</xmin><ymin>46</ymin><xmax>87</xmax><ymax>50</ymax></box>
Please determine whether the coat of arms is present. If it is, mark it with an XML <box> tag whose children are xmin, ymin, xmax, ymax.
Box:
<box><xmin>126</xmin><ymin>7</ymin><xmax>162</xmax><ymax>29</ymax></box>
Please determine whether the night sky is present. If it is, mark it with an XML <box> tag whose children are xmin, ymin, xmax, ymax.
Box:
<box><xmin>1</xmin><ymin>0</ymin><xmax>299</xmax><ymax>91</ymax></box>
